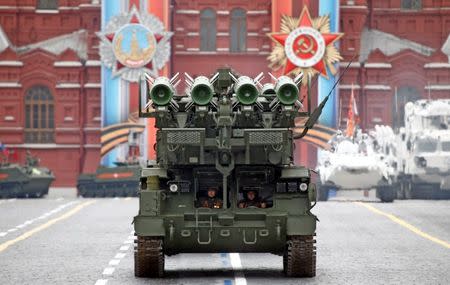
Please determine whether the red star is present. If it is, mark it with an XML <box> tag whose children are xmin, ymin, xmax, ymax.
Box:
<box><xmin>268</xmin><ymin>6</ymin><xmax>343</xmax><ymax>77</ymax></box>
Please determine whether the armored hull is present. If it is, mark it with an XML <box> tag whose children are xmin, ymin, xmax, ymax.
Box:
<box><xmin>0</xmin><ymin>164</ymin><xmax>54</xmax><ymax>198</ymax></box>
<box><xmin>77</xmin><ymin>163</ymin><xmax>140</xmax><ymax>197</ymax></box>
<box><xmin>396</xmin><ymin>99</ymin><xmax>450</xmax><ymax>199</ymax></box>
<box><xmin>134</xmin><ymin>69</ymin><xmax>320</xmax><ymax>278</ymax></box>
<box><xmin>320</xmin><ymin>154</ymin><xmax>385</xmax><ymax>189</ymax></box>
<box><xmin>399</xmin><ymin>131</ymin><xmax>450</xmax><ymax>199</ymax></box>
<box><xmin>317</xmin><ymin>129</ymin><xmax>397</xmax><ymax>202</ymax></box>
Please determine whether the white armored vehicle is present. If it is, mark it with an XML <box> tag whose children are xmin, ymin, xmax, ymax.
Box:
<box><xmin>317</xmin><ymin>127</ymin><xmax>397</xmax><ymax>202</ymax></box>
<box><xmin>397</xmin><ymin>99</ymin><xmax>450</xmax><ymax>199</ymax></box>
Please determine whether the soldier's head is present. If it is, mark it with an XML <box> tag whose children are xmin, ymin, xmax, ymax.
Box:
<box><xmin>207</xmin><ymin>187</ymin><xmax>218</xmax><ymax>198</ymax></box>
<box><xmin>246</xmin><ymin>190</ymin><xmax>257</xmax><ymax>201</ymax></box>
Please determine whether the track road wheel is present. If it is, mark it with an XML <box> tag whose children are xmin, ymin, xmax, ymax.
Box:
<box><xmin>377</xmin><ymin>186</ymin><xmax>395</xmax><ymax>203</ymax></box>
<box><xmin>135</xmin><ymin>236</ymin><xmax>164</xmax><ymax>278</ymax></box>
<box><xmin>283</xmin><ymin>235</ymin><xmax>316</xmax><ymax>277</ymax></box>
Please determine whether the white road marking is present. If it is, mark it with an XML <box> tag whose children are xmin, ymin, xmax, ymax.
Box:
<box><xmin>109</xmin><ymin>259</ymin><xmax>120</xmax><ymax>266</ymax></box>
<box><xmin>102</xmin><ymin>267</ymin><xmax>115</xmax><ymax>275</ymax></box>
<box><xmin>229</xmin><ymin>253</ymin><xmax>247</xmax><ymax>285</ymax></box>
<box><xmin>0</xmin><ymin>201</ymin><xmax>95</xmax><ymax>253</ymax></box>
<box><xmin>96</xmin><ymin>230</ymin><xmax>133</xmax><ymax>284</ymax></box>
<box><xmin>94</xmin><ymin>279</ymin><xmax>108</xmax><ymax>285</ymax></box>
<box><xmin>119</xmin><ymin>245</ymin><xmax>130</xmax><ymax>251</ymax></box>
<box><xmin>0</xmin><ymin>201</ymin><xmax>77</xmax><ymax>238</ymax></box>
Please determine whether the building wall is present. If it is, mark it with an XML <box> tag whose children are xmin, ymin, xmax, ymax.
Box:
<box><xmin>1</xmin><ymin>0</ymin><xmax>449</xmax><ymax>186</ymax></box>
<box><xmin>339</xmin><ymin>0</ymin><xmax>450</xmax><ymax>130</ymax></box>
<box><xmin>0</xmin><ymin>0</ymin><xmax>101</xmax><ymax>186</ymax></box>
<box><xmin>171</xmin><ymin>0</ymin><xmax>273</xmax><ymax>93</ymax></box>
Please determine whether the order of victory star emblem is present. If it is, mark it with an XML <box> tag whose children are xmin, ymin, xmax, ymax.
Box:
<box><xmin>98</xmin><ymin>6</ymin><xmax>173</xmax><ymax>82</ymax></box>
<box><xmin>267</xmin><ymin>6</ymin><xmax>343</xmax><ymax>84</ymax></box>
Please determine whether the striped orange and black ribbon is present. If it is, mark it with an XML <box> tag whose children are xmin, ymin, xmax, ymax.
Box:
<box><xmin>100</xmin><ymin>122</ymin><xmax>145</xmax><ymax>157</ymax></box>
<box><xmin>292</xmin><ymin>118</ymin><xmax>337</xmax><ymax>150</ymax></box>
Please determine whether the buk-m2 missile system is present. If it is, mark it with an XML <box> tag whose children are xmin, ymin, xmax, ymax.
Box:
<box><xmin>0</xmin><ymin>151</ymin><xmax>54</xmax><ymax>198</ymax></box>
<box><xmin>396</xmin><ymin>99</ymin><xmax>450</xmax><ymax>199</ymax></box>
<box><xmin>134</xmin><ymin>68</ymin><xmax>327</xmax><ymax>278</ymax></box>
<box><xmin>316</xmin><ymin>126</ymin><xmax>397</xmax><ymax>202</ymax></box>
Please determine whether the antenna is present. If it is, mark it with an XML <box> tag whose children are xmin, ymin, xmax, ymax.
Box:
<box><xmin>296</xmin><ymin>54</ymin><xmax>357</xmax><ymax>139</ymax></box>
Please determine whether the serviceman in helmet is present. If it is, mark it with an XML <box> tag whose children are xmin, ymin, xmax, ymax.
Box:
<box><xmin>198</xmin><ymin>187</ymin><xmax>223</xmax><ymax>209</ymax></box>
<box><xmin>238</xmin><ymin>190</ymin><xmax>267</xmax><ymax>208</ymax></box>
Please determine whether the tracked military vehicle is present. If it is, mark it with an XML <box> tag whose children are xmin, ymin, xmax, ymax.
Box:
<box><xmin>133</xmin><ymin>68</ymin><xmax>338</xmax><ymax>278</ymax></box>
<box><xmin>77</xmin><ymin>132</ymin><xmax>142</xmax><ymax>198</ymax></box>
<box><xmin>396</xmin><ymin>99</ymin><xmax>450</xmax><ymax>199</ymax></box>
<box><xmin>0</xmin><ymin>151</ymin><xmax>54</xmax><ymax>198</ymax></box>
<box><xmin>77</xmin><ymin>162</ymin><xmax>140</xmax><ymax>197</ymax></box>
<box><xmin>317</xmin><ymin>126</ymin><xmax>398</xmax><ymax>202</ymax></box>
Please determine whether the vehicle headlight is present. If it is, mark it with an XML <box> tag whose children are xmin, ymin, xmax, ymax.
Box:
<box><xmin>169</xmin><ymin>184</ymin><xmax>178</xmax><ymax>192</ymax></box>
<box><xmin>299</xmin><ymin>182</ymin><xmax>308</xmax><ymax>192</ymax></box>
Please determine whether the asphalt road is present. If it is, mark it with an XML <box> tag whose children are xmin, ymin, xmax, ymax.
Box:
<box><xmin>0</xmin><ymin>191</ymin><xmax>449</xmax><ymax>285</ymax></box>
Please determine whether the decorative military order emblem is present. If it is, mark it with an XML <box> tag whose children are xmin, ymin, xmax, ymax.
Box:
<box><xmin>268</xmin><ymin>7</ymin><xmax>343</xmax><ymax>84</ymax></box>
<box><xmin>98</xmin><ymin>6</ymin><xmax>173</xmax><ymax>82</ymax></box>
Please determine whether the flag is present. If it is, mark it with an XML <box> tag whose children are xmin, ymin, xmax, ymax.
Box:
<box><xmin>345</xmin><ymin>84</ymin><xmax>359</xmax><ymax>137</ymax></box>
<box><xmin>0</xmin><ymin>142</ymin><xmax>9</xmax><ymax>160</ymax></box>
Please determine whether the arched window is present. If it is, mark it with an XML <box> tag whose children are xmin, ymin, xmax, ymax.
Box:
<box><xmin>401</xmin><ymin>0</ymin><xmax>422</xmax><ymax>10</ymax></box>
<box><xmin>24</xmin><ymin>86</ymin><xmax>55</xmax><ymax>143</ymax></box>
<box><xmin>200</xmin><ymin>9</ymin><xmax>216</xmax><ymax>51</ymax></box>
<box><xmin>37</xmin><ymin>0</ymin><xmax>58</xmax><ymax>10</ymax></box>
<box><xmin>230</xmin><ymin>8</ymin><xmax>247</xmax><ymax>52</ymax></box>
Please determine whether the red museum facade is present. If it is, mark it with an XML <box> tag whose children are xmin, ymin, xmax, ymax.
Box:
<box><xmin>0</xmin><ymin>0</ymin><xmax>449</xmax><ymax>186</ymax></box>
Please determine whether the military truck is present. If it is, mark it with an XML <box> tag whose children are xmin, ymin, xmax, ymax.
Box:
<box><xmin>397</xmin><ymin>99</ymin><xmax>450</xmax><ymax>199</ymax></box>
<box><xmin>0</xmin><ymin>151</ymin><xmax>54</xmax><ymax>198</ymax></box>
<box><xmin>133</xmin><ymin>68</ymin><xmax>339</xmax><ymax>278</ymax></box>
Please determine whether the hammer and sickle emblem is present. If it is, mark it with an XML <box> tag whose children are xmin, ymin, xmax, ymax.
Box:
<box><xmin>295</xmin><ymin>35</ymin><xmax>315</xmax><ymax>56</ymax></box>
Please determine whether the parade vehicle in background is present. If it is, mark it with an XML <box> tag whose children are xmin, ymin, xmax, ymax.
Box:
<box><xmin>76</xmin><ymin>162</ymin><xmax>141</xmax><ymax>198</ymax></box>
<box><xmin>0</xmin><ymin>151</ymin><xmax>54</xmax><ymax>199</ymax></box>
<box><xmin>76</xmin><ymin>132</ymin><xmax>142</xmax><ymax>198</ymax></box>
<box><xmin>396</xmin><ymin>99</ymin><xmax>450</xmax><ymax>199</ymax></box>
<box><xmin>316</xmin><ymin>126</ymin><xmax>398</xmax><ymax>203</ymax></box>
<box><xmin>132</xmin><ymin>67</ymin><xmax>342</xmax><ymax>278</ymax></box>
